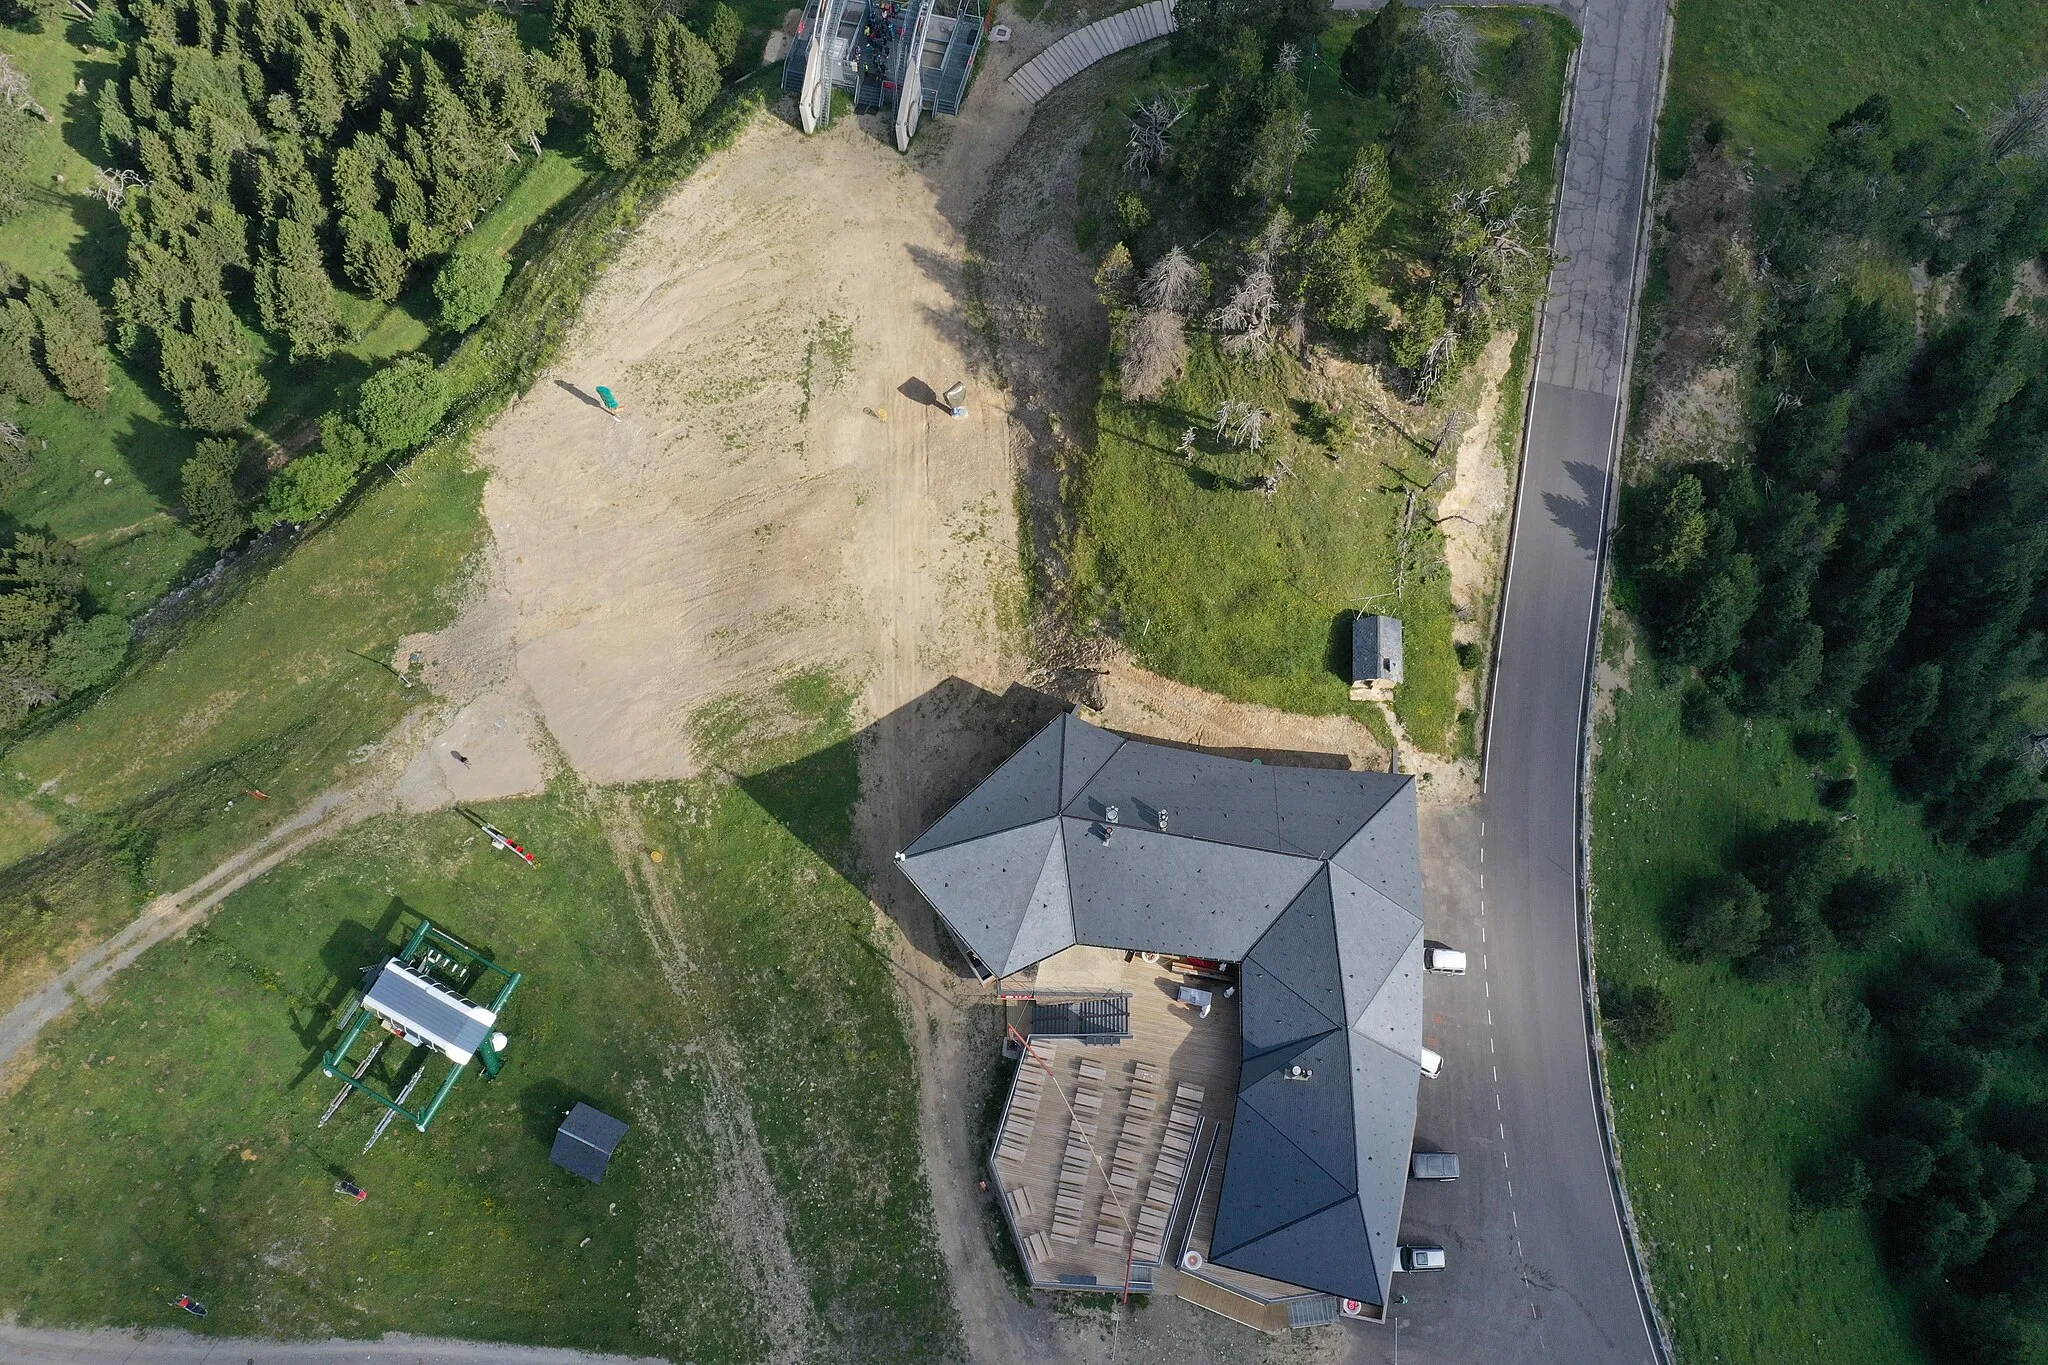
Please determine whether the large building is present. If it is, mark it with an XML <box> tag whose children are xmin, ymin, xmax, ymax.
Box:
<box><xmin>897</xmin><ymin>712</ymin><xmax>1426</xmax><ymax>1327</ymax></box>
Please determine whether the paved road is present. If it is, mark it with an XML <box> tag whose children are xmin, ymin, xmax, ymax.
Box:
<box><xmin>1390</xmin><ymin>0</ymin><xmax>1672</xmax><ymax>1361</ymax></box>
<box><xmin>0</xmin><ymin>1326</ymin><xmax>664</xmax><ymax>1365</ymax></box>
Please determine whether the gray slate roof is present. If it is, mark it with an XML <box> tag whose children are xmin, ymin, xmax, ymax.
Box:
<box><xmin>1352</xmin><ymin>614</ymin><xmax>1405</xmax><ymax>685</ymax></box>
<box><xmin>550</xmin><ymin>1103</ymin><xmax>630</xmax><ymax>1184</ymax></box>
<box><xmin>899</xmin><ymin>712</ymin><xmax>1423</xmax><ymax>1308</ymax></box>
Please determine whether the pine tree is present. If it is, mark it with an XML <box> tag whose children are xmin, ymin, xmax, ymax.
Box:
<box><xmin>339</xmin><ymin>209</ymin><xmax>407</xmax><ymax>300</ymax></box>
<box><xmin>27</xmin><ymin>281</ymin><xmax>110</xmax><ymax>410</ymax></box>
<box><xmin>180</xmin><ymin>435</ymin><xmax>250</xmax><ymax>547</ymax></box>
<box><xmin>255</xmin><ymin>217</ymin><xmax>345</xmax><ymax>360</ymax></box>
<box><xmin>0</xmin><ymin>298</ymin><xmax>49</xmax><ymax>405</ymax></box>
<box><xmin>586</xmin><ymin>68</ymin><xmax>641</xmax><ymax>171</ymax></box>
<box><xmin>1340</xmin><ymin>0</ymin><xmax>1402</xmax><ymax>96</ymax></box>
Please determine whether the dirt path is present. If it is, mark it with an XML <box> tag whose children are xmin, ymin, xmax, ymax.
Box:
<box><xmin>0</xmin><ymin>784</ymin><xmax>370</xmax><ymax>1082</ymax></box>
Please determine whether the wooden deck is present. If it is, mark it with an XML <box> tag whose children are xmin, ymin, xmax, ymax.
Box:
<box><xmin>989</xmin><ymin>947</ymin><xmax>1241</xmax><ymax>1289</ymax></box>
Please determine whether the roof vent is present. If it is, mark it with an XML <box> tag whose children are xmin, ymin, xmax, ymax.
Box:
<box><xmin>1105</xmin><ymin>805</ymin><xmax>1119</xmax><ymax>824</ymax></box>
<box><xmin>1156</xmin><ymin>807</ymin><xmax>1169</xmax><ymax>831</ymax></box>
<box><xmin>1284</xmin><ymin>1064</ymin><xmax>1315</xmax><ymax>1082</ymax></box>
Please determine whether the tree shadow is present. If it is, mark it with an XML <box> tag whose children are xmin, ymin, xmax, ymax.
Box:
<box><xmin>1541</xmin><ymin>459</ymin><xmax>1609</xmax><ymax>554</ymax></box>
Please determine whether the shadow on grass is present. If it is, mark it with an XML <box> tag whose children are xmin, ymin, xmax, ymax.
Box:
<box><xmin>741</xmin><ymin>675</ymin><xmax>1373</xmax><ymax>969</ymax></box>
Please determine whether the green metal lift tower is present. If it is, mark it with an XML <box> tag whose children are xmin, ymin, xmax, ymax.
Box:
<box><xmin>319</xmin><ymin>918</ymin><xmax>522</xmax><ymax>1149</ymax></box>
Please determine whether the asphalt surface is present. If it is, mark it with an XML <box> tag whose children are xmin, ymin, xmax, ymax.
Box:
<box><xmin>1385</xmin><ymin>0</ymin><xmax>1672</xmax><ymax>1361</ymax></box>
<box><xmin>0</xmin><ymin>1327</ymin><xmax>665</xmax><ymax>1365</ymax></box>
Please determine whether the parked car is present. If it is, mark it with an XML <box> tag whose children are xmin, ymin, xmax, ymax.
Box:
<box><xmin>1424</xmin><ymin>945</ymin><xmax>1467</xmax><ymax>975</ymax></box>
<box><xmin>1410</xmin><ymin>1151</ymin><xmax>1461</xmax><ymax>1180</ymax></box>
<box><xmin>1420</xmin><ymin>1046</ymin><xmax>1443</xmax><ymax>1079</ymax></box>
<box><xmin>1400</xmin><ymin>1244</ymin><xmax>1447</xmax><ymax>1272</ymax></box>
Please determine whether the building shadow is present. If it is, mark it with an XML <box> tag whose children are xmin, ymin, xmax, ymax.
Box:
<box><xmin>518</xmin><ymin>1076</ymin><xmax>619</xmax><ymax>1151</ymax></box>
<box><xmin>740</xmin><ymin>676</ymin><xmax>1371</xmax><ymax>980</ymax></box>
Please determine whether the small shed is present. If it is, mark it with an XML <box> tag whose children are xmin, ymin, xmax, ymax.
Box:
<box><xmin>1350</xmin><ymin>615</ymin><xmax>1405</xmax><ymax>702</ymax></box>
<box><xmin>550</xmin><ymin>1103</ymin><xmax>630</xmax><ymax>1183</ymax></box>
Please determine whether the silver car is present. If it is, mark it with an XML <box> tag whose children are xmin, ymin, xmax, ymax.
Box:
<box><xmin>1400</xmin><ymin>1244</ymin><xmax>1448</xmax><ymax>1272</ymax></box>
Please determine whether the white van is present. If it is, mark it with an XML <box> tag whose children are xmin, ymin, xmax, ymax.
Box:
<box><xmin>1419</xmin><ymin>1046</ymin><xmax>1443</xmax><ymax>1079</ymax></box>
<box><xmin>1425</xmin><ymin>946</ymin><xmax>1467</xmax><ymax>975</ymax></box>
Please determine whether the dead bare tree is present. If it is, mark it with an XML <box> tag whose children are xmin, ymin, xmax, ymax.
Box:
<box><xmin>0</xmin><ymin>54</ymin><xmax>31</xmax><ymax>114</ymax></box>
<box><xmin>1231</xmin><ymin>405</ymin><xmax>1271</xmax><ymax>451</ymax></box>
<box><xmin>1282</xmin><ymin>112</ymin><xmax>1317</xmax><ymax>199</ymax></box>
<box><xmin>1991</xmin><ymin>76</ymin><xmax>2048</xmax><ymax>162</ymax></box>
<box><xmin>0</xmin><ymin>420</ymin><xmax>22</xmax><ymax>448</ymax></box>
<box><xmin>1177</xmin><ymin>427</ymin><xmax>1198</xmax><ymax>462</ymax></box>
<box><xmin>1419</xmin><ymin>9</ymin><xmax>1480</xmax><ymax>90</ymax></box>
<box><xmin>1258</xmin><ymin>455</ymin><xmax>1294</xmax><ymax>497</ymax></box>
<box><xmin>1119</xmin><ymin>308</ymin><xmax>1187</xmax><ymax>401</ymax></box>
<box><xmin>1141</xmin><ymin>246</ymin><xmax>1201</xmax><ymax>313</ymax></box>
<box><xmin>1125</xmin><ymin>91</ymin><xmax>1190</xmax><ymax>182</ymax></box>
<box><xmin>1216</xmin><ymin>264</ymin><xmax>1276</xmax><ymax>356</ymax></box>
<box><xmin>89</xmin><ymin>166</ymin><xmax>141</xmax><ymax>209</ymax></box>
<box><xmin>1275</xmin><ymin>42</ymin><xmax>1299</xmax><ymax>73</ymax></box>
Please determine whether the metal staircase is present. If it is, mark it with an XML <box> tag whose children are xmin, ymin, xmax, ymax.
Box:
<box><xmin>930</xmin><ymin>0</ymin><xmax>982</xmax><ymax>115</ymax></box>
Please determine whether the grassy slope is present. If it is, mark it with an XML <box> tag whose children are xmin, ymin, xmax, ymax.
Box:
<box><xmin>1661</xmin><ymin>0</ymin><xmax>2048</xmax><ymax>170</ymax></box>
<box><xmin>1593</xmin><ymin>662</ymin><xmax>2029</xmax><ymax>1363</ymax></box>
<box><xmin>1068</xmin><ymin>12</ymin><xmax>1572</xmax><ymax>750</ymax></box>
<box><xmin>0</xmin><ymin>674</ymin><xmax>958</xmax><ymax>1361</ymax></box>
<box><xmin>1599</xmin><ymin>2</ymin><xmax>2048</xmax><ymax>1360</ymax></box>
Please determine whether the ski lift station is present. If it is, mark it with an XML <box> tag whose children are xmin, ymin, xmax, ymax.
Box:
<box><xmin>320</xmin><ymin>918</ymin><xmax>522</xmax><ymax>1147</ymax></box>
<box><xmin>782</xmin><ymin>0</ymin><xmax>986</xmax><ymax>150</ymax></box>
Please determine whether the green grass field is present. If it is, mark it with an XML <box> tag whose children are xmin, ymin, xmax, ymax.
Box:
<box><xmin>1592</xmin><ymin>656</ymin><xmax>2030</xmax><ymax>1364</ymax></box>
<box><xmin>0</xmin><ymin>433</ymin><xmax>486</xmax><ymax>1011</ymax></box>
<box><xmin>1066</xmin><ymin>11</ymin><xmax>1573</xmax><ymax>752</ymax></box>
<box><xmin>1662</xmin><ymin>0</ymin><xmax>2048</xmax><ymax>171</ymax></box>
<box><xmin>0</xmin><ymin>673</ymin><xmax>959</xmax><ymax>1361</ymax></box>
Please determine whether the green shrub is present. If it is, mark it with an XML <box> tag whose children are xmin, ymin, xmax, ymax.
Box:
<box><xmin>1795</xmin><ymin>1149</ymin><xmax>1870</xmax><ymax>1211</ymax></box>
<box><xmin>1679</xmin><ymin>676</ymin><xmax>1732</xmax><ymax>738</ymax></box>
<box><xmin>1601</xmin><ymin>980</ymin><xmax>1676</xmax><ymax>1050</ymax></box>
<box><xmin>42</xmin><ymin>613</ymin><xmax>129</xmax><ymax>694</ymax></box>
<box><xmin>355</xmin><ymin>356</ymin><xmax>450</xmax><ymax>456</ymax></box>
<box><xmin>1678</xmin><ymin>872</ymin><xmax>1768</xmax><ymax>960</ymax></box>
<box><xmin>179</xmin><ymin>437</ymin><xmax>249</xmax><ymax>548</ymax></box>
<box><xmin>434</xmin><ymin>247</ymin><xmax>510</xmax><ymax>334</ymax></box>
<box><xmin>255</xmin><ymin>449</ymin><xmax>360</xmax><ymax>530</ymax></box>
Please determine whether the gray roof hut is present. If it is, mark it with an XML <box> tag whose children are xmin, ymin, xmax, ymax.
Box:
<box><xmin>897</xmin><ymin>712</ymin><xmax>1425</xmax><ymax>1311</ymax></box>
<box><xmin>550</xmin><ymin>1103</ymin><xmax>629</xmax><ymax>1183</ymax></box>
<box><xmin>1350</xmin><ymin>615</ymin><xmax>1404</xmax><ymax>701</ymax></box>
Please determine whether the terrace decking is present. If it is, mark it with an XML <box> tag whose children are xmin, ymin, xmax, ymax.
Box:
<box><xmin>988</xmin><ymin>946</ymin><xmax>1240</xmax><ymax>1289</ymax></box>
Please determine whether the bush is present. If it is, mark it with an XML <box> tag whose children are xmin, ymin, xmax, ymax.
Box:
<box><xmin>1872</xmin><ymin>949</ymin><xmax>2003</xmax><ymax>1039</ymax></box>
<box><xmin>255</xmin><ymin>449</ymin><xmax>359</xmax><ymax>530</ymax></box>
<box><xmin>1795</xmin><ymin>1149</ymin><xmax>1870</xmax><ymax>1211</ymax></box>
<box><xmin>1907</xmin><ymin>1043</ymin><xmax>1991</xmax><ymax>1108</ymax></box>
<box><xmin>1792</xmin><ymin>726</ymin><xmax>1841</xmax><ymax>763</ymax></box>
<box><xmin>355</xmin><ymin>356</ymin><xmax>451</xmax><ymax>456</ymax></box>
<box><xmin>1860</xmin><ymin>1130</ymin><xmax>1935</xmax><ymax>1203</ymax></box>
<box><xmin>179</xmin><ymin>437</ymin><xmax>249</xmax><ymax>548</ymax></box>
<box><xmin>434</xmin><ymin>247</ymin><xmax>509</xmax><ymax>334</ymax></box>
<box><xmin>1820</xmin><ymin>868</ymin><xmax>1913</xmax><ymax>949</ymax></box>
<box><xmin>1745</xmin><ymin>818</ymin><xmax>1853</xmax><ymax>920</ymax></box>
<box><xmin>1677</xmin><ymin>873</ymin><xmax>1768</xmax><ymax>960</ymax></box>
<box><xmin>1455</xmin><ymin>640</ymin><xmax>1482</xmax><ymax>670</ymax></box>
<box><xmin>41</xmin><ymin>612</ymin><xmax>129</xmax><ymax>695</ymax></box>
<box><xmin>1742</xmin><ymin>905</ymin><xmax>1828</xmax><ymax>980</ymax></box>
<box><xmin>1819</xmin><ymin>776</ymin><xmax>1857</xmax><ymax>809</ymax></box>
<box><xmin>1600</xmin><ymin>980</ymin><xmax>1675</xmax><ymax>1050</ymax></box>
<box><xmin>1679</xmin><ymin>676</ymin><xmax>1733</xmax><ymax>739</ymax></box>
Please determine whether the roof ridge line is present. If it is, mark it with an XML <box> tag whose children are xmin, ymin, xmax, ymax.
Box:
<box><xmin>1210</xmin><ymin>1187</ymin><xmax>1358</xmax><ymax>1260</ymax></box>
<box><xmin>1052</xmin><ymin>811</ymin><xmax>1328</xmax><ymax>864</ymax></box>
<box><xmin>1236</xmin><ymin>1072</ymin><xmax>1361</xmax><ymax>1196</ymax></box>
<box><xmin>905</xmin><ymin>811</ymin><xmax>1062</xmax><ymax>860</ymax></box>
<box><xmin>1243</xmin><ymin>958</ymin><xmax>1345</xmax><ymax>1039</ymax></box>
<box><xmin>1346</xmin><ymin>1010</ymin><xmax>1420</xmax><ymax>1069</ymax></box>
<box><xmin>1239</xmin><ymin>1023</ymin><xmax>1339</xmax><ymax>1069</ymax></box>
<box><xmin>1327</xmin><ymin>861</ymin><xmax>1424</xmax><ymax>936</ymax></box>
